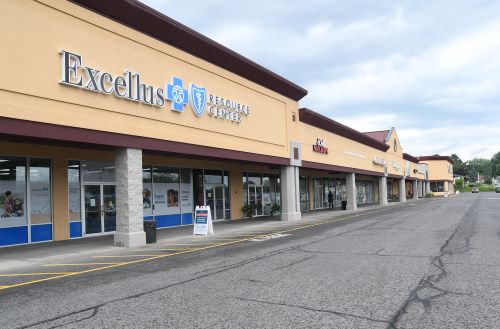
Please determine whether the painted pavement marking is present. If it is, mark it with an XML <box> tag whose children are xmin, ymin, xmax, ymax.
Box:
<box><xmin>42</xmin><ymin>262</ymin><xmax>125</xmax><ymax>267</ymax></box>
<box><xmin>0</xmin><ymin>205</ymin><xmax>410</xmax><ymax>291</ymax></box>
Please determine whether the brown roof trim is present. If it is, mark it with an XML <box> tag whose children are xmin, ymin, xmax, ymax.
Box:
<box><xmin>403</xmin><ymin>153</ymin><xmax>419</xmax><ymax>163</ymax></box>
<box><xmin>387</xmin><ymin>173</ymin><xmax>405</xmax><ymax>179</ymax></box>
<box><xmin>428</xmin><ymin>179</ymin><xmax>453</xmax><ymax>183</ymax></box>
<box><xmin>68</xmin><ymin>0</ymin><xmax>307</xmax><ymax>101</ymax></box>
<box><xmin>301</xmin><ymin>160</ymin><xmax>386</xmax><ymax>177</ymax></box>
<box><xmin>299</xmin><ymin>108</ymin><xmax>390</xmax><ymax>152</ymax></box>
<box><xmin>0</xmin><ymin>117</ymin><xmax>289</xmax><ymax>165</ymax></box>
<box><xmin>418</xmin><ymin>155</ymin><xmax>454</xmax><ymax>164</ymax></box>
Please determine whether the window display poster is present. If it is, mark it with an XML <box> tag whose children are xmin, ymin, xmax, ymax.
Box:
<box><xmin>30</xmin><ymin>180</ymin><xmax>52</xmax><ymax>224</ymax></box>
<box><xmin>0</xmin><ymin>181</ymin><xmax>27</xmax><ymax>227</ymax></box>
<box><xmin>68</xmin><ymin>181</ymin><xmax>81</xmax><ymax>221</ymax></box>
<box><xmin>153</xmin><ymin>183</ymin><xmax>180</xmax><ymax>215</ymax></box>
<box><xmin>180</xmin><ymin>182</ymin><xmax>193</xmax><ymax>213</ymax></box>
<box><xmin>143</xmin><ymin>182</ymin><xmax>153</xmax><ymax>217</ymax></box>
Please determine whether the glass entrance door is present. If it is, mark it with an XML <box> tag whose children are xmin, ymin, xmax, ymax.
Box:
<box><xmin>206</xmin><ymin>185</ymin><xmax>225</xmax><ymax>220</ymax></box>
<box><xmin>248</xmin><ymin>185</ymin><xmax>263</xmax><ymax>216</ymax></box>
<box><xmin>84</xmin><ymin>184</ymin><xmax>116</xmax><ymax>235</ymax></box>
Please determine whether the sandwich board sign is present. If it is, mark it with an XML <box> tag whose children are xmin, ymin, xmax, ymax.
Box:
<box><xmin>194</xmin><ymin>206</ymin><xmax>214</xmax><ymax>236</ymax></box>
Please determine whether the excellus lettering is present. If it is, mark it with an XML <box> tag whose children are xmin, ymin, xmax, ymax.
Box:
<box><xmin>59</xmin><ymin>50</ymin><xmax>250</xmax><ymax>123</ymax></box>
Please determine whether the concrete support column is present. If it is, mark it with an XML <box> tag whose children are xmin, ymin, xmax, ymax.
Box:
<box><xmin>417</xmin><ymin>181</ymin><xmax>423</xmax><ymax>198</ymax></box>
<box><xmin>412</xmin><ymin>180</ymin><xmax>419</xmax><ymax>200</ymax></box>
<box><xmin>114</xmin><ymin>148</ymin><xmax>146</xmax><ymax>248</ymax></box>
<box><xmin>426</xmin><ymin>181</ymin><xmax>431</xmax><ymax>194</ymax></box>
<box><xmin>378</xmin><ymin>176</ymin><xmax>388</xmax><ymax>205</ymax></box>
<box><xmin>280</xmin><ymin>166</ymin><xmax>301</xmax><ymax>221</ymax></box>
<box><xmin>346</xmin><ymin>173</ymin><xmax>357</xmax><ymax>211</ymax></box>
<box><xmin>399</xmin><ymin>178</ymin><xmax>407</xmax><ymax>203</ymax></box>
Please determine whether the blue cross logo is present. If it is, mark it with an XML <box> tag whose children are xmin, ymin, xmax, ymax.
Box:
<box><xmin>166</xmin><ymin>77</ymin><xmax>188</xmax><ymax>112</ymax></box>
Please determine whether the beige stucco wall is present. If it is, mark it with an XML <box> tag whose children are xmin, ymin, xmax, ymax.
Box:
<box><xmin>298</xmin><ymin>123</ymin><xmax>406</xmax><ymax>177</ymax></box>
<box><xmin>0</xmin><ymin>0</ymin><xmax>298</xmax><ymax>160</ymax></box>
<box><xmin>421</xmin><ymin>160</ymin><xmax>453</xmax><ymax>182</ymax></box>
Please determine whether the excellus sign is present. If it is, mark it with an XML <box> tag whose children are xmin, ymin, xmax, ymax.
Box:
<box><xmin>59</xmin><ymin>50</ymin><xmax>250</xmax><ymax>123</ymax></box>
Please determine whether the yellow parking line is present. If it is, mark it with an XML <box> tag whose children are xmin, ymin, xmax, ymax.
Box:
<box><xmin>0</xmin><ymin>206</ymin><xmax>404</xmax><ymax>291</ymax></box>
<box><xmin>0</xmin><ymin>272</ymin><xmax>76</xmax><ymax>277</ymax></box>
<box><xmin>42</xmin><ymin>262</ymin><xmax>124</xmax><ymax>267</ymax></box>
<box><xmin>144</xmin><ymin>248</ymin><xmax>199</xmax><ymax>251</ymax></box>
<box><xmin>158</xmin><ymin>243</ymin><xmax>221</xmax><ymax>246</ymax></box>
<box><xmin>92</xmin><ymin>255</ymin><xmax>159</xmax><ymax>258</ymax></box>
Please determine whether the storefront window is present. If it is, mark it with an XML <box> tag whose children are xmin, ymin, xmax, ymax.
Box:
<box><xmin>68</xmin><ymin>161</ymin><xmax>81</xmax><ymax>221</ymax></box>
<box><xmin>153</xmin><ymin>167</ymin><xmax>180</xmax><ymax>215</ymax></box>
<box><xmin>180</xmin><ymin>168</ymin><xmax>194</xmax><ymax>224</ymax></box>
<box><xmin>29</xmin><ymin>158</ymin><xmax>52</xmax><ymax>225</ymax></box>
<box><xmin>142</xmin><ymin>166</ymin><xmax>153</xmax><ymax>218</ymax></box>
<box><xmin>0</xmin><ymin>157</ymin><xmax>27</xmax><ymax>227</ymax></box>
<box><xmin>193</xmin><ymin>169</ymin><xmax>204</xmax><ymax>208</ymax></box>
<box><xmin>81</xmin><ymin>161</ymin><xmax>115</xmax><ymax>183</ymax></box>
<box><xmin>356</xmin><ymin>180</ymin><xmax>375</xmax><ymax>205</ymax></box>
<box><xmin>430</xmin><ymin>182</ymin><xmax>444</xmax><ymax>192</ymax></box>
<box><xmin>299</xmin><ymin>176</ymin><xmax>310</xmax><ymax>211</ymax></box>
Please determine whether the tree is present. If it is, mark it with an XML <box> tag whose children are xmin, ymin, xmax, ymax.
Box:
<box><xmin>468</xmin><ymin>167</ymin><xmax>479</xmax><ymax>183</ymax></box>
<box><xmin>492</xmin><ymin>152</ymin><xmax>500</xmax><ymax>177</ymax></box>
<box><xmin>451</xmin><ymin>153</ymin><xmax>466</xmax><ymax>176</ymax></box>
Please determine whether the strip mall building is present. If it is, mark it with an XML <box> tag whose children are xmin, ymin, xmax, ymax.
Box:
<box><xmin>0</xmin><ymin>0</ymin><xmax>454</xmax><ymax>248</ymax></box>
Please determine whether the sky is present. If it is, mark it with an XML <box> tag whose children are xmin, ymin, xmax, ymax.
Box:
<box><xmin>139</xmin><ymin>0</ymin><xmax>500</xmax><ymax>161</ymax></box>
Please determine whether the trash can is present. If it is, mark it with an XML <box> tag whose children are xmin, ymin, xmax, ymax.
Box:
<box><xmin>341</xmin><ymin>201</ymin><xmax>347</xmax><ymax>210</ymax></box>
<box><xmin>144</xmin><ymin>219</ymin><xmax>157</xmax><ymax>244</ymax></box>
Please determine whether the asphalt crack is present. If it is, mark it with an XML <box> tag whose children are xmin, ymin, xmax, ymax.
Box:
<box><xmin>386</xmin><ymin>197</ymin><xmax>478</xmax><ymax>329</ymax></box>
<box><xmin>274</xmin><ymin>255</ymin><xmax>316</xmax><ymax>270</ymax></box>
<box><xmin>232</xmin><ymin>296</ymin><xmax>390</xmax><ymax>325</ymax></box>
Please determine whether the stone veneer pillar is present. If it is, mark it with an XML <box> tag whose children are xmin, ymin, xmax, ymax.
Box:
<box><xmin>346</xmin><ymin>173</ymin><xmax>357</xmax><ymax>211</ymax></box>
<box><xmin>378</xmin><ymin>176</ymin><xmax>388</xmax><ymax>205</ymax></box>
<box><xmin>114</xmin><ymin>148</ymin><xmax>146</xmax><ymax>248</ymax></box>
<box><xmin>280</xmin><ymin>166</ymin><xmax>301</xmax><ymax>221</ymax></box>
<box><xmin>399</xmin><ymin>178</ymin><xmax>407</xmax><ymax>203</ymax></box>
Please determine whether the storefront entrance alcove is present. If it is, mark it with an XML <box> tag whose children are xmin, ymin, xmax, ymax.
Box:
<box><xmin>83</xmin><ymin>184</ymin><xmax>116</xmax><ymax>235</ymax></box>
<box><xmin>80</xmin><ymin>161</ymin><xmax>116</xmax><ymax>236</ymax></box>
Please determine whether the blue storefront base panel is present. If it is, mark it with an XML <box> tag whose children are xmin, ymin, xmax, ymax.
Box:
<box><xmin>31</xmin><ymin>224</ymin><xmax>53</xmax><ymax>242</ymax></box>
<box><xmin>182</xmin><ymin>213</ymin><xmax>193</xmax><ymax>225</ymax></box>
<box><xmin>143</xmin><ymin>214</ymin><xmax>194</xmax><ymax>228</ymax></box>
<box><xmin>0</xmin><ymin>226</ymin><xmax>28</xmax><ymax>246</ymax></box>
<box><xmin>69</xmin><ymin>222</ymin><xmax>82</xmax><ymax>238</ymax></box>
<box><xmin>154</xmin><ymin>214</ymin><xmax>181</xmax><ymax>228</ymax></box>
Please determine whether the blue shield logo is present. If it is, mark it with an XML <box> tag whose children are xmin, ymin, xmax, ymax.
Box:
<box><xmin>190</xmin><ymin>83</ymin><xmax>206</xmax><ymax>117</ymax></box>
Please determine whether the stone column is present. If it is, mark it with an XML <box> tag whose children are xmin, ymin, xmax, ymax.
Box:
<box><xmin>280</xmin><ymin>166</ymin><xmax>301</xmax><ymax>221</ymax></box>
<box><xmin>417</xmin><ymin>181</ymin><xmax>423</xmax><ymax>198</ymax></box>
<box><xmin>399</xmin><ymin>178</ymin><xmax>407</xmax><ymax>203</ymax></box>
<box><xmin>114</xmin><ymin>148</ymin><xmax>146</xmax><ymax>248</ymax></box>
<box><xmin>426</xmin><ymin>181</ymin><xmax>431</xmax><ymax>194</ymax></box>
<box><xmin>412</xmin><ymin>180</ymin><xmax>419</xmax><ymax>200</ymax></box>
<box><xmin>346</xmin><ymin>173</ymin><xmax>357</xmax><ymax>211</ymax></box>
<box><xmin>378</xmin><ymin>176</ymin><xmax>388</xmax><ymax>205</ymax></box>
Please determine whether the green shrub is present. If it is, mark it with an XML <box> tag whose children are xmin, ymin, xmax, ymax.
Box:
<box><xmin>425</xmin><ymin>192</ymin><xmax>434</xmax><ymax>198</ymax></box>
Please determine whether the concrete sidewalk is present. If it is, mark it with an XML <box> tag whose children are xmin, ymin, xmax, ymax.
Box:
<box><xmin>0</xmin><ymin>201</ymin><xmax>415</xmax><ymax>273</ymax></box>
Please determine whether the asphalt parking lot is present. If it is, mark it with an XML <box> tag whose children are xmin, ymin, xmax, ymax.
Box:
<box><xmin>1</xmin><ymin>193</ymin><xmax>499</xmax><ymax>329</ymax></box>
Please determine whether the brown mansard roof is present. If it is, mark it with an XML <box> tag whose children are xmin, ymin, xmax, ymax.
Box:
<box><xmin>69</xmin><ymin>0</ymin><xmax>308</xmax><ymax>101</ymax></box>
<box><xmin>418</xmin><ymin>155</ymin><xmax>454</xmax><ymax>164</ymax></box>
<box><xmin>403</xmin><ymin>153</ymin><xmax>419</xmax><ymax>163</ymax></box>
<box><xmin>299</xmin><ymin>108</ymin><xmax>390</xmax><ymax>152</ymax></box>
<box><xmin>363</xmin><ymin>130</ymin><xmax>390</xmax><ymax>144</ymax></box>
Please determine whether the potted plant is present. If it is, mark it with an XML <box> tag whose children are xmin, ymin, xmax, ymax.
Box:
<box><xmin>242</xmin><ymin>203</ymin><xmax>257</xmax><ymax>219</ymax></box>
<box><xmin>271</xmin><ymin>203</ymin><xmax>280</xmax><ymax>216</ymax></box>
